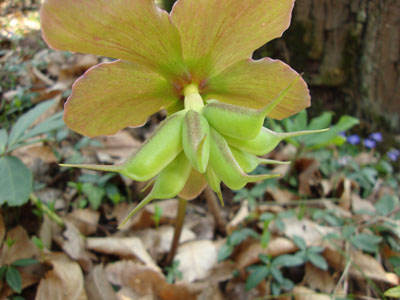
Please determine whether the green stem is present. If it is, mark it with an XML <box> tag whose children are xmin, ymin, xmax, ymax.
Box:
<box><xmin>183</xmin><ymin>84</ymin><xmax>204</xmax><ymax>111</ymax></box>
<box><xmin>165</xmin><ymin>197</ymin><xmax>187</xmax><ymax>266</ymax></box>
<box><xmin>30</xmin><ymin>193</ymin><xmax>65</xmax><ymax>228</ymax></box>
<box><xmin>204</xmin><ymin>186</ymin><xmax>227</xmax><ymax>235</ymax></box>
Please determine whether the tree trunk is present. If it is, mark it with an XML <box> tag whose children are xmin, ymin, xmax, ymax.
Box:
<box><xmin>256</xmin><ymin>0</ymin><xmax>400</xmax><ymax>132</ymax></box>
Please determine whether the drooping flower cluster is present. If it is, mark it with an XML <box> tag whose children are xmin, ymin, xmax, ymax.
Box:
<box><xmin>41</xmin><ymin>0</ymin><xmax>314</xmax><ymax>225</ymax></box>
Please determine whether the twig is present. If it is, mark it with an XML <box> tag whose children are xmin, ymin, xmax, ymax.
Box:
<box><xmin>165</xmin><ymin>197</ymin><xmax>187</xmax><ymax>266</ymax></box>
<box><xmin>333</xmin><ymin>240</ymin><xmax>351</xmax><ymax>298</ymax></box>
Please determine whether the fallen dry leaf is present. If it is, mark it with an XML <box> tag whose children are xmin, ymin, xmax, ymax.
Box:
<box><xmin>157</xmin><ymin>226</ymin><xmax>196</xmax><ymax>253</ymax></box>
<box><xmin>324</xmin><ymin>248</ymin><xmax>399</xmax><ymax>285</ymax></box>
<box><xmin>66</xmin><ymin>209</ymin><xmax>100</xmax><ymax>236</ymax></box>
<box><xmin>132</xmin><ymin>226</ymin><xmax>196</xmax><ymax>261</ymax></box>
<box><xmin>114</xmin><ymin>199</ymin><xmax>179</xmax><ymax>230</ymax></box>
<box><xmin>90</xmin><ymin>131</ymin><xmax>141</xmax><ymax>164</ymax></box>
<box><xmin>53</xmin><ymin>222</ymin><xmax>94</xmax><ymax>271</ymax></box>
<box><xmin>293</xmin><ymin>286</ymin><xmax>331</xmax><ymax>300</ymax></box>
<box><xmin>85</xmin><ymin>264</ymin><xmax>118</xmax><ymax>300</ymax></box>
<box><xmin>39</xmin><ymin>215</ymin><xmax>54</xmax><ymax>250</ymax></box>
<box><xmin>351</xmin><ymin>193</ymin><xmax>376</xmax><ymax>215</ymax></box>
<box><xmin>226</xmin><ymin>200</ymin><xmax>249</xmax><ymax>234</ymax></box>
<box><xmin>36</xmin><ymin>253</ymin><xmax>86</xmax><ymax>300</ymax></box>
<box><xmin>303</xmin><ymin>263</ymin><xmax>335</xmax><ymax>293</ymax></box>
<box><xmin>235</xmin><ymin>237</ymin><xmax>296</xmax><ymax>269</ymax></box>
<box><xmin>175</xmin><ymin>240</ymin><xmax>218</xmax><ymax>283</ymax></box>
<box><xmin>12</xmin><ymin>143</ymin><xmax>58</xmax><ymax>167</ymax></box>
<box><xmin>295</xmin><ymin>158</ymin><xmax>322</xmax><ymax>196</ymax></box>
<box><xmin>86</xmin><ymin>236</ymin><xmax>160</xmax><ymax>272</ymax></box>
<box><xmin>105</xmin><ymin>260</ymin><xmax>200</xmax><ymax>300</ymax></box>
<box><xmin>282</xmin><ymin>217</ymin><xmax>338</xmax><ymax>246</ymax></box>
<box><xmin>0</xmin><ymin>226</ymin><xmax>39</xmax><ymax>265</ymax></box>
<box><xmin>266</xmin><ymin>186</ymin><xmax>298</xmax><ymax>204</ymax></box>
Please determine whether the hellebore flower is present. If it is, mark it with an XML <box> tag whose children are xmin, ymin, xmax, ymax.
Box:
<box><xmin>347</xmin><ymin>134</ymin><xmax>361</xmax><ymax>145</ymax></box>
<box><xmin>41</xmin><ymin>0</ymin><xmax>315</xmax><ymax>224</ymax></box>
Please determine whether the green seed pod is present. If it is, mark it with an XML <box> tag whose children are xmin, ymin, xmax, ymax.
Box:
<box><xmin>204</xmin><ymin>165</ymin><xmax>224</xmax><ymax>206</ymax></box>
<box><xmin>225</xmin><ymin>127</ymin><xmax>328</xmax><ymax>156</ymax></box>
<box><xmin>202</xmin><ymin>75</ymin><xmax>300</xmax><ymax>140</ymax></box>
<box><xmin>182</xmin><ymin>109</ymin><xmax>210</xmax><ymax>173</ymax></box>
<box><xmin>60</xmin><ymin>110</ymin><xmax>186</xmax><ymax>181</ymax></box>
<box><xmin>230</xmin><ymin>147</ymin><xmax>290</xmax><ymax>173</ymax></box>
<box><xmin>209</xmin><ymin>128</ymin><xmax>281</xmax><ymax>190</ymax></box>
<box><xmin>119</xmin><ymin>151</ymin><xmax>192</xmax><ymax>228</ymax></box>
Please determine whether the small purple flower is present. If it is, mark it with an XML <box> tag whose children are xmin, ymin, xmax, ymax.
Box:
<box><xmin>363</xmin><ymin>138</ymin><xmax>376</xmax><ymax>149</ymax></box>
<box><xmin>369</xmin><ymin>132</ymin><xmax>383</xmax><ymax>143</ymax></box>
<box><xmin>338</xmin><ymin>131</ymin><xmax>346</xmax><ymax>138</ymax></box>
<box><xmin>387</xmin><ymin>149</ymin><xmax>400</xmax><ymax>161</ymax></box>
<box><xmin>347</xmin><ymin>134</ymin><xmax>360</xmax><ymax>145</ymax></box>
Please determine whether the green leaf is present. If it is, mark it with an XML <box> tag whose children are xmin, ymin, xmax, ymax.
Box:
<box><xmin>259</xmin><ymin>254</ymin><xmax>270</xmax><ymax>265</ymax></box>
<box><xmin>6</xmin><ymin>266</ymin><xmax>22</xmax><ymax>293</ymax></box>
<box><xmin>304</xmin><ymin>115</ymin><xmax>359</xmax><ymax>148</ymax></box>
<box><xmin>293</xmin><ymin>110</ymin><xmax>308</xmax><ymax>131</ymax></box>
<box><xmin>271</xmin><ymin>280</ymin><xmax>281</xmax><ymax>296</ymax></box>
<box><xmin>0</xmin><ymin>265</ymin><xmax>7</xmax><ymax>280</ymax></box>
<box><xmin>270</xmin><ymin>267</ymin><xmax>284</xmax><ymax>284</ymax></box>
<box><xmin>307</xmin><ymin>112</ymin><xmax>333</xmax><ymax>130</ymax></box>
<box><xmin>0</xmin><ymin>129</ymin><xmax>8</xmax><ymax>155</ymax></box>
<box><xmin>260</xmin><ymin>230</ymin><xmax>271</xmax><ymax>249</ymax></box>
<box><xmin>0</xmin><ymin>156</ymin><xmax>32</xmax><ymax>206</ymax></box>
<box><xmin>292</xmin><ymin>235</ymin><xmax>307</xmax><ymax>250</ymax></box>
<box><xmin>11</xmin><ymin>258</ymin><xmax>39</xmax><ymax>267</ymax></box>
<box><xmin>281</xmin><ymin>278</ymin><xmax>295</xmax><ymax>291</ymax></box>
<box><xmin>307</xmin><ymin>252</ymin><xmax>328</xmax><ymax>270</ymax></box>
<box><xmin>384</xmin><ymin>286</ymin><xmax>400</xmax><ymax>298</ymax></box>
<box><xmin>228</xmin><ymin>228</ymin><xmax>259</xmax><ymax>246</ymax></box>
<box><xmin>22</xmin><ymin>111</ymin><xmax>65</xmax><ymax>140</ymax></box>
<box><xmin>245</xmin><ymin>266</ymin><xmax>269</xmax><ymax>291</ymax></box>
<box><xmin>8</xmin><ymin>99</ymin><xmax>56</xmax><ymax>147</ymax></box>
<box><xmin>82</xmin><ymin>183</ymin><xmax>105</xmax><ymax>210</ymax></box>
<box><xmin>273</xmin><ymin>254</ymin><xmax>304</xmax><ymax>267</ymax></box>
<box><xmin>217</xmin><ymin>244</ymin><xmax>233</xmax><ymax>262</ymax></box>
<box><xmin>375</xmin><ymin>195</ymin><xmax>398</xmax><ymax>216</ymax></box>
<box><xmin>308</xmin><ymin>246</ymin><xmax>324</xmax><ymax>254</ymax></box>
<box><xmin>351</xmin><ymin>233</ymin><xmax>382</xmax><ymax>253</ymax></box>
<box><xmin>260</xmin><ymin>212</ymin><xmax>275</xmax><ymax>222</ymax></box>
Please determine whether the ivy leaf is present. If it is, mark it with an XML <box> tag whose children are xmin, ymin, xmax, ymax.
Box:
<box><xmin>351</xmin><ymin>233</ymin><xmax>382</xmax><ymax>253</ymax></box>
<box><xmin>292</xmin><ymin>235</ymin><xmax>307</xmax><ymax>250</ymax></box>
<box><xmin>273</xmin><ymin>254</ymin><xmax>304</xmax><ymax>267</ymax></box>
<box><xmin>217</xmin><ymin>244</ymin><xmax>233</xmax><ymax>262</ymax></box>
<box><xmin>307</xmin><ymin>252</ymin><xmax>328</xmax><ymax>270</ymax></box>
<box><xmin>0</xmin><ymin>156</ymin><xmax>32</xmax><ymax>206</ymax></box>
<box><xmin>245</xmin><ymin>266</ymin><xmax>269</xmax><ymax>291</ymax></box>
<box><xmin>6</xmin><ymin>266</ymin><xmax>22</xmax><ymax>293</ymax></box>
<box><xmin>11</xmin><ymin>258</ymin><xmax>39</xmax><ymax>267</ymax></box>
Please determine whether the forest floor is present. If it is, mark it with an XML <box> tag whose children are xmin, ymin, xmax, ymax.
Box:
<box><xmin>1</xmin><ymin>4</ymin><xmax>400</xmax><ymax>300</ymax></box>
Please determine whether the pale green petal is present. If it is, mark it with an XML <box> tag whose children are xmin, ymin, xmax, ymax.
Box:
<box><xmin>64</xmin><ymin>60</ymin><xmax>178</xmax><ymax>137</ymax></box>
<box><xmin>41</xmin><ymin>0</ymin><xmax>187</xmax><ymax>80</ymax></box>
<box><xmin>171</xmin><ymin>0</ymin><xmax>294</xmax><ymax>80</ymax></box>
<box><xmin>203</xmin><ymin>58</ymin><xmax>310</xmax><ymax>119</ymax></box>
